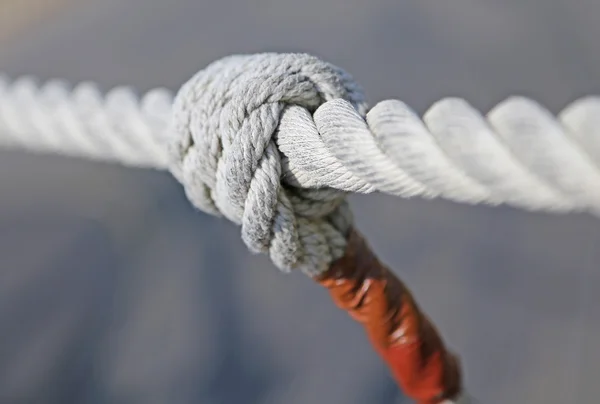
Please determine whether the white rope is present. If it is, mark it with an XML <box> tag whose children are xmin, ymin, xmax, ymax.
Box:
<box><xmin>2</xmin><ymin>65</ymin><xmax>598</xmax><ymax>215</ymax></box>
<box><xmin>0</xmin><ymin>74</ymin><xmax>174</xmax><ymax>168</ymax></box>
<box><xmin>7</xmin><ymin>52</ymin><xmax>597</xmax><ymax>404</ymax></box>
<box><xmin>1</xmin><ymin>53</ymin><xmax>600</xmax><ymax>277</ymax></box>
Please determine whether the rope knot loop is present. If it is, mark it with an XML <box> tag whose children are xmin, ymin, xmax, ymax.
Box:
<box><xmin>169</xmin><ymin>53</ymin><xmax>366</xmax><ymax>275</ymax></box>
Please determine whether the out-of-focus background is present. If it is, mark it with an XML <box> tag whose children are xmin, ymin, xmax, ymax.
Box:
<box><xmin>0</xmin><ymin>1</ymin><xmax>599</xmax><ymax>403</ymax></box>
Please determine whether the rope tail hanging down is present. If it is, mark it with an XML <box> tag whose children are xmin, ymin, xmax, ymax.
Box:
<box><xmin>2</xmin><ymin>52</ymin><xmax>600</xmax><ymax>403</ymax></box>
<box><xmin>317</xmin><ymin>230</ymin><xmax>462</xmax><ymax>403</ymax></box>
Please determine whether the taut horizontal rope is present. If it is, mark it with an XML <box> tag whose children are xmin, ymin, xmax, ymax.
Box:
<box><xmin>0</xmin><ymin>74</ymin><xmax>174</xmax><ymax>168</ymax></box>
<box><xmin>2</xmin><ymin>62</ymin><xmax>599</xmax><ymax>214</ymax></box>
<box><xmin>1</xmin><ymin>53</ymin><xmax>600</xmax><ymax>276</ymax></box>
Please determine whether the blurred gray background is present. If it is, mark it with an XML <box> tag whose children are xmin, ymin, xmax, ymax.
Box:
<box><xmin>1</xmin><ymin>1</ymin><xmax>599</xmax><ymax>403</ymax></box>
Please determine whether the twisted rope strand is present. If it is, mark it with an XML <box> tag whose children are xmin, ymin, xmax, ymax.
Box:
<box><xmin>0</xmin><ymin>74</ymin><xmax>174</xmax><ymax>168</ymax></box>
<box><xmin>1</xmin><ymin>71</ymin><xmax>598</xmax><ymax>215</ymax></box>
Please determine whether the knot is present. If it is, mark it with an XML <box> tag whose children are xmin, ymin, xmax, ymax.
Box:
<box><xmin>169</xmin><ymin>53</ymin><xmax>367</xmax><ymax>275</ymax></box>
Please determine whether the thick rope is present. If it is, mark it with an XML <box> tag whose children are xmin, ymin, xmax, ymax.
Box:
<box><xmin>0</xmin><ymin>74</ymin><xmax>173</xmax><ymax>168</ymax></box>
<box><xmin>11</xmin><ymin>52</ymin><xmax>600</xmax><ymax>403</ymax></box>
<box><xmin>2</xmin><ymin>53</ymin><xmax>600</xmax><ymax>276</ymax></box>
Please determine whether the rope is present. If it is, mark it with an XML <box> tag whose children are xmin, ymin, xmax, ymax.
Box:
<box><xmin>8</xmin><ymin>52</ymin><xmax>598</xmax><ymax>403</ymax></box>
<box><xmin>2</xmin><ymin>53</ymin><xmax>600</xmax><ymax>276</ymax></box>
<box><xmin>0</xmin><ymin>74</ymin><xmax>173</xmax><ymax>168</ymax></box>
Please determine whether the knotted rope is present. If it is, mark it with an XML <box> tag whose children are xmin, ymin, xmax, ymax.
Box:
<box><xmin>167</xmin><ymin>53</ymin><xmax>600</xmax><ymax>277</ymax></box>
<box><xmin>169</xmin><ymin>53</ymin><xmax>365</xmax><ymax>275</ymax></box>
<box><xmin>4</xmin><ymin>53</ymin><xmax>598</xmax><ymax>274</ymax></box>
<box><xmin>2</xmin><ymin>52</ymin><xmax>599</xmax><ymax>403</ymax></box>
<box><xmin>2</xmin><ymin>56</ymin><xmax>600</xmax><ymax>217</ymax></box>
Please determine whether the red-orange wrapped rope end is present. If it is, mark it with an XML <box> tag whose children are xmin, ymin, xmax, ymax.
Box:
<box><xmin>315</xmin><ymin>229</ymin><xmax>462</xmax><ymax>404</ymax></box>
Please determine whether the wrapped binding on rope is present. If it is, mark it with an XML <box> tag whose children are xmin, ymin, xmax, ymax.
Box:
<box><xmin>317</xmin><ymin>230</ymin><xmax>462</xmax><ymax>403</ymax></box>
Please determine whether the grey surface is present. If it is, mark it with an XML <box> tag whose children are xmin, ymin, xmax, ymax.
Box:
<box><xmin>0</xmin><ymin>1</ymin><xmax>599</xmax><ymax>403</ymax></box>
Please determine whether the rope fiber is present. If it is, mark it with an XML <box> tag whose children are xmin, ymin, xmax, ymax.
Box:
<box><xmin>1</xmin><ymin>52</ymin><xmax>600</xmax><ymax>276</ymax></box>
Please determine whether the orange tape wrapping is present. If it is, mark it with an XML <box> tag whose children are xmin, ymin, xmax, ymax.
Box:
<box><xmin>315</xmin><ymin>229</ymin><xmax>462</xmax><ymax>403</ymax></box>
